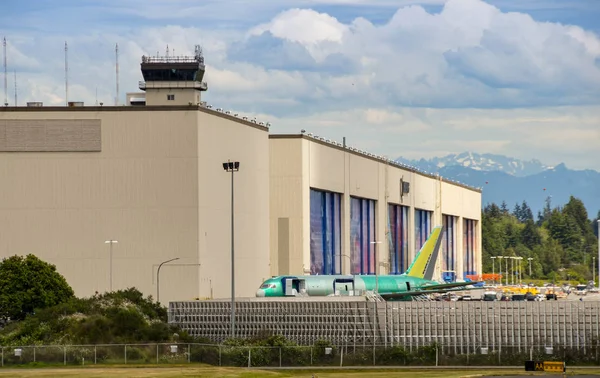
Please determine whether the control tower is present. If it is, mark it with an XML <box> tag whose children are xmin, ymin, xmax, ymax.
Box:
<box><xmin>138</xmin><ymin>45</ymin><xmax>208</xmax><ymax>106</ymax></box>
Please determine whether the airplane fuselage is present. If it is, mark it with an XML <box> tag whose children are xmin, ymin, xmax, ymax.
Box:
<box><xmin>256</xmin><ymin>274</ymin><xmax>434</xmax><ymax>298</ymax></box>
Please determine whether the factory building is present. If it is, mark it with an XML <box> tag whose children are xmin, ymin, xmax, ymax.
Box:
<box><xmin>0</xmin><ymin>47</ymin><xmax>481</xmax><ymax>304</ymax></box>
<box><xmin>269</xmin><ymin>135</ymin><xmax>481</xmax><ymax>283</ymax></box>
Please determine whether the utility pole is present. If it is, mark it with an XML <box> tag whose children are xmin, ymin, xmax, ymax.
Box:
<box><xmin>223</xmin><ymin>160</ymin><xmax>240</xmax><ymax>339</ymax></box>
<box><xmin>104</xmin><ymin>240</ymin><xmax>118</xmax><ymax>291</ymax></box>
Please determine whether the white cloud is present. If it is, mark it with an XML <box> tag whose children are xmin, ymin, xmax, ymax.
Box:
<box><xmin>1</xmin><ymin>0</ymin><xmax>599</xmax><ymax>170</ymax></box>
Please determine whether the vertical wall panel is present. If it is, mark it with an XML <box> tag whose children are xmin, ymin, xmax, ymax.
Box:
<box><xmin>309</xmin><ymin>188</ymin><xmax>342</xmax><ymax>274</ymax></box>
<box><xmin>463</xmin><ymin>218</ymin><xmax>477</xmax><ymax>277</ymax></box>
<box><xmin>442</xmin><ymin>214</ymin><xmax>457</xmax><ymax>282</ymax></box>
<box><xmin>388</xmin><ymin>204</ymin><xmax>409</xmax><ymax>274</ymax></box>
<box><xmin>277</xmin><ymin>217</ymin><xmax>290</xmax><ymax>274</ymax></box>
<box><xmin>350</xmin><ymin>196</ymin><xmax>376</xmax><ymax>274</ymax></box>
<box><xmin>414</xmin><ymin>209</ymin><xmax>432</xmax><ymax>252</ymax></box>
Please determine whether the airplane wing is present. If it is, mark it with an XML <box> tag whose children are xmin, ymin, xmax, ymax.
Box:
<box><xmin>379</xmin><ymin>281</ymin><xmax>483</xmax><ymax>301</ymax></box>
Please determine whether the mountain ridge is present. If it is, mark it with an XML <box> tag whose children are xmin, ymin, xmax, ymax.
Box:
<box><xmin>396</xmin><ymin>152</ymin><xmax>600</xmax><ymax>217</ymax></box>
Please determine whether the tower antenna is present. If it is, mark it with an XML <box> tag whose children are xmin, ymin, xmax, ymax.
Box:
<box><xmin>95</xmin><ymin>87</ymin><xmax>98</xmax><ymax>106</ymax></box>
<box><xmin>64</xmin><ymin>41</ymin><xmax>69</xmax><ymax>105</ymax></box>
<box><xmin>3</xmin><ymin>37</ymin><xmax>7</xmax><ymax>106</ymax></box>
<box><xmin>115</xmin><ymin>43</ymin><xmax>119</xmax><ymax>105</ymax></box>
<box><xmin>13</xmin><ymin>70</ymin><xmax>17</xmax><ymax>106</ymax></box>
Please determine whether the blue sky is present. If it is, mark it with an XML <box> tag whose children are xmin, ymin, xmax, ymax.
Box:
<box><xmin>1</xmin><ymin>0</ymin><xmax>599</xmax><ymax>170</ymax></box>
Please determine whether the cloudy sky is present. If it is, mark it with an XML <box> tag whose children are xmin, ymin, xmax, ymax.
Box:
<box><xmin>1</xmin><ymin>0</ymin><xmax>599</xmax><ymax>170</ymax></box>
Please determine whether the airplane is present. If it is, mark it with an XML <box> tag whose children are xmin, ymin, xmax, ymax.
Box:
<box><xmin>256</xmin><ymin>225</ymin><xmax>481</xmax><ymax>301</ymax></box>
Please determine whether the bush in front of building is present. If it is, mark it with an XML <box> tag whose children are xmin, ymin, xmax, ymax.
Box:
<box><xmin>0</xmin><ymin>254</ymin><xmax>75</xmax><ymax>322</ymax></box>
<box><xmin>0</xmin><ymin>287</ymin><xmax>186</xmax><ymax>346</ymax></box>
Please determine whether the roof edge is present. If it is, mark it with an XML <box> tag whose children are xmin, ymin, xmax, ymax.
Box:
<box><xmin>0</xmin><ymin>105</ymin><xmax>270</xmax><ymax>132</ymax></box>
<box><xmin>269</xmin><ymin>134</ymin><xmax>482</xmax><ymax>193</ymax></box>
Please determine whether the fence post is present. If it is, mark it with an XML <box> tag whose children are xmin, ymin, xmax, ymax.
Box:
<box><xmin>156</xmin><ymin>344</ymin><xmax>159</xmax><ymax>364</ymax></box>
<box><xmin>33</xmin><ymin>347</ymin><xmax>36</xmax><ymax>363</ymax></box>
<box><xmin>498</xmin><ymin>344</ymin><xmax>501</xmax><ymax>366</ymax></box>
<box><xmin>63</xmin><ymin>346</ymin><xmax>66</xmax><ymax>366</ymax></box>
<box><xmin>2</xmin><ymin>347</ymin><xmax>3</xmax><ymax>367</ymax></box>
<box><xmin>188</xmin><ymin>344</ymin><xmax>190</xmax><ymax>363</ymax></box>
<box><xmin>94</xmin><ymin>345</ymin><xmax>97</xmax><ymax>364</ymax></box>
<box><xmin>310</xmin><ymin>347</ymin><xmax>313</xmax><ymax>366</ymax></box>
<box><xmin>279</xmin><ymin>347</ymin><xmax>282</xmax><ymax>367</ymax></box>
<box><xmin>372</xmin><ymin>343</ymin><xmax>375</xmax><ymax>366</ymax></box>
<box><xmin>248</xmin><ymin>347</ymin><xmax>251</xmax><ymax>368</ymax></box>
<box><xmin>218</xmin><ymin>345</ymin><xmax>221</xmax><ymax>366</ymax></box>
<box><xmin>125</xmin><ymin>344</ymin><xmax>127</xmax><ymax>364</ymax></box>
<box><xmin>436</xmin><ymin>345</ymin><xmax>438</xmax><ymax>367</ymax></box>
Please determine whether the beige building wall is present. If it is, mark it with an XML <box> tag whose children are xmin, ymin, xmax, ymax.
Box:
<box><xmin>269</xmin><ymin>135</ymin><xmax>482</xmax><ymax>282</ymax></box>
<box><xmin>0</xmin><ymin>105</ymin><xmax>269</xmax><ymax>303</ymax></box>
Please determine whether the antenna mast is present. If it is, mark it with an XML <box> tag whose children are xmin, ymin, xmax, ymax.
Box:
<box><xmin>13</xmin><ymin>70</ymin><xmax>16</xmax><ymax>106</ymax></box>
<box><xmin>3</xmin><ymin>37</ymin><xmax>7</xmax><ymax>106</ymax></box>
<box><xmin>64</xmin><ymin>41</ymin><xmax>69</xmax><ymax>105</ymax></box>
<box><xmin>115</xmin><ymin>43</ymin><xmax>119</xmax><ymax>106</ymax></box>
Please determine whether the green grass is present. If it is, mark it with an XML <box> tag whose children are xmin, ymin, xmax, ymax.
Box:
<box><xmin>0</xmin><ymin>366</ymin><xmax>598</xmax><ymax>378</ymax></box>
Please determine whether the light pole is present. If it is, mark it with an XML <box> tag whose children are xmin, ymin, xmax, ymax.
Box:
<box><xmin>503</xmin><ymin>256</ymin><xmax>509</xmax><ymax>286</ymax></box>
<box><xmin>370</xmin><ymin>241</ymin><xmax>382</xmax><ymax>293</ymax></box>
<box><xmin>491</xmin><ymin>256</ymin><xmax>496</xmax><ymax>284</ymax></box>
<box><xmin>497</xmin><ymin>256</ymin><xmax>503</xmax><ymax>286</ymax></box>
<box><xmin>528</xmin><ymin>257</ymin><xmax>533</xmax><ymax>278</ymax></box>
<box><xmin>156</xmin><ymin>257</ymin><xmax>180</xmax><ymax>304</ymax></box>
<box><xmin>104</xmin><ymin>240</ymin><xmax>118</xmax><ymax>291</ymax></box>
<box><xmin>593</xmin><ymin>256</ymin><xmax>596</xmax><ymax>288</ymax></box>
<box><xmin>511</xmin><ymin>257</ymin><xmax>516</xmax><ymax>285</ymax></box>
<box><xmin>517</xmin><ymin>256</ymin><xmax>523</xmax><ymax>286</ymax></box>
<box><xmin>223</xmin><ymin>160</ymin><xmax>239</xmax><ymax>339</ymax></box>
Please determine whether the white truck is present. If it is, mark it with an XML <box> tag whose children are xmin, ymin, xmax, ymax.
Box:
<box><xmin>574</xmin><ymin>284</ymin><xmax>587</xmax><ymax>296</ymax></box>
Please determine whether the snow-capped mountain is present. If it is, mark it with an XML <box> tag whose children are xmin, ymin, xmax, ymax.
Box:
<box><xmin>395</xmin><ymin>152</ymin><xmax>600</xmax><ymax>216</ymax></box>
<box><xmin>396</xmin><ymin>152</ymin><xmax>549</xmax><ymax>177</ymax></box>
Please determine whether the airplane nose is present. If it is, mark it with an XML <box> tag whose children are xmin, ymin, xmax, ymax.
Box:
<box><xmin>256</xmin><ymin>289</ymin><xmax>265</xmax><ymax>297</ymax></box>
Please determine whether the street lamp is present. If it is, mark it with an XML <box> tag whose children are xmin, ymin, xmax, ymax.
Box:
<box><xmin>491</xmin><ymin>257</ymin><xmax>497</xmax><ymax>284</ymax></box>
<box><xmin>517</xmin><ymin>257</ymin><xmax>523</xmax><ymax>286</ymax></box>
<box><xmin>223</xmin><ymin>160</ymin><xmax>240</xmax><ymax>339</ymax></box>
<box><xmin>104</xmin><ymin>240</ymin><xmax>118</xmax><ymax>291</ymax></box>
<box><xmin>527</xmin><ymin>257</ymin><xmax>533</xmax><ymax>278</ymax></box>
<box><xmin>510</xmin><ymin>257</ymin><xmax>516</xmax><ymax>285</ymax></box>
<box><xmin>156</xmin><ymin>257</ymin><xmax>180</xmax><ymax>304</ymax></box>
<box><xmin>497</xmin><ymin>256</ymin><xmax>503</xmax><ymax>286</ymax></box>
<box><xmin>370</xmin><ymin>241</ymin><xmax>382</xmax><ymax>293</ymax></box>
<box><xmin>502</xmin><ymin>256</ymin><xmax>509</xmax><ymax>286</ymax></box>
<box><xmin>593</xmin><ymin>256</ymin><xmax>596</xmax><ymax>288</ymax></box>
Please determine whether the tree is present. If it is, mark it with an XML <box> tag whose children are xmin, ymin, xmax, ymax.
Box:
<box><xmin>563</xmin><ymin>196</ymin><xmax>589</xmax><ymax>234</ymax></box>
<box><xmin>512</xmin><ymin>203</ymin><xmax>521</xmax><ymax>219</ymax></box>
<box><xmin>520</xmin><ymin>201</ymin><xmax>534</xmax><ymax>222</ymax></box>
<box><xmin>500</xmin><ymin>201</ymin><xmax>509</xmax><ymax>215</ymax></box>
<box><xmin>521</xmin><ymin>220</ymin><xmax>541</xmax><ymax>250</ymax></box>
<box><xmin>0</xmin><ymin>255</ymin><xmax>74</xmax><ymax>321</ymax></box>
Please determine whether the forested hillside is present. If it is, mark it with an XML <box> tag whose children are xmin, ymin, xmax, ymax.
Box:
<box><xmin>482</xmin><ymin>196</ymin><xmax>600</xmax><ymax>283</ymax></box>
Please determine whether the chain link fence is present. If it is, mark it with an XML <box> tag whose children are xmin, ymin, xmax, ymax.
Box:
<box><xmin>1</xmin><ymin>342</ymin><xmax>599</xmax><ymax>367</ymax></box>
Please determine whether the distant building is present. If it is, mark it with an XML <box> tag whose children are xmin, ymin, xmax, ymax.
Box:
<box><xmin>0</xmin><ymin>46</ymin><xmax>481</xmax><ymax>303</ymax></box>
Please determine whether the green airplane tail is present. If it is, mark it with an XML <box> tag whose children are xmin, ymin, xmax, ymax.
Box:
<box><xmin>404</xmin><ymin>226</ymin><xmax>443</xmax><ymax>280</ymax></box>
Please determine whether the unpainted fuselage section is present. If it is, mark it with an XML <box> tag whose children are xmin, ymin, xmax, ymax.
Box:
<box><xmin>256</xmin><ymin>274</ymin><xmax>434</xmax><ymax>298</ymax></box>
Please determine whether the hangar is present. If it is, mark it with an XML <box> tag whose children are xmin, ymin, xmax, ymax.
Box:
<box><xmin>0</xmin><ymin>48</ymin><xmax>481</xmax><ymax>303</ymax></box>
